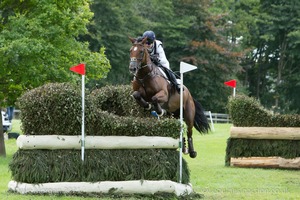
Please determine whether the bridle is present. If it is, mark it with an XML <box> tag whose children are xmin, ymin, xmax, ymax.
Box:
<box><xmin>129</xmin><ymin>43</ymin><xmax>150</xmax><ymax>73</ymax></box>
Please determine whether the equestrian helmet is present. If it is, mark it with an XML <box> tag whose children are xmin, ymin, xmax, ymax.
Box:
<box><xmin>143</xmin><ymin>30</ymin><xmax>156</xmax><ymax>44</ymax></box>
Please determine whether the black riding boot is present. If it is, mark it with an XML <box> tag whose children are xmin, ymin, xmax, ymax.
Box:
<box><xmin>168</xmin><ymin>71</ymin><xmax>181</xmax><ymax>93</ymax></box>
<box><xmin>161</xmin><ymin>67</ymin><xmax>181</xmax><ymax>94</ymax></box>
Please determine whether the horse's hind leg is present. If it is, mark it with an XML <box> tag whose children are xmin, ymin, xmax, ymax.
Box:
<box><xmin>184</xmin><ymin>100</ymin><xmax>197</xmax><ymax>158</ymax></box>
<box><xmin>132</xmin><ymin>91</ymin><xmax>151</xmax><ymax>110</ymax></box>
<box><xmin>187</xmin><ymin>127</ymin><xmax>197</xmax><ymax>158</ymax></box>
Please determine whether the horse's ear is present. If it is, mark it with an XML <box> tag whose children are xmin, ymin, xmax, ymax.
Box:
<box><xmin>142</xmin><ymin>36</ymin><xmax>148</xmax><ymax>44</ymax></box>
<box><xmin>128</xmin><ymin>36</ymin><xmax>136</xmax><ymax>44</ymax></box>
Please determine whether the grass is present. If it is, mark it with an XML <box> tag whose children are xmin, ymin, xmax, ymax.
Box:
<box><xmin>1</xmin><ymin>121</ymin><xmax>299</xmax><ymax>199</ymax></box>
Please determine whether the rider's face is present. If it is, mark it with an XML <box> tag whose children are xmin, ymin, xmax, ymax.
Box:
<box><xmin>145</xmin><ymin>42</ymin><xmax>153</xmax><ymax>48</ymax></box>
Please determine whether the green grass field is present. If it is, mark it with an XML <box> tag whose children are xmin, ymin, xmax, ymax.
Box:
<box><xmin>0</xmin><ymin>121</ymin><xmax>299</xmax><ymax>199</ymax></box>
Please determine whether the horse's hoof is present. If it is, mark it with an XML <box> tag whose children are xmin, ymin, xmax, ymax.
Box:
<box><xmin>189</xmin><ymin>151</ymin><xmax>197</xmax><ymax>158</ymax></box>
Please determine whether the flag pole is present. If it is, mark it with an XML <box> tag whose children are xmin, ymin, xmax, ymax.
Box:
<box><xmin>81</xmin><ymin>74</ymin><xmax>85</xmax><ymax>161</ymax></box>
<box><xmin>179</xmin><ymin>71</ymin><xmax>184</xmax><ymax>183</ymax></box>
<box><xmin>70</xmin><ymin>63</ymin><xmax>86</xmax><ymax>162</ymax></box>
<box><xmin>179</xmin><ymin>62</ymin><xmax>197</xmax><ymax>183</ymax></box>
<box><xmin>233</xmin><ymin>87</ymin><xmax>236</xmax><ymax>97</ymax></box>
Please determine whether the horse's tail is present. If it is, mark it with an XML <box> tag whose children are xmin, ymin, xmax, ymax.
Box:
<box><xmin>193</xmin><ymin>99</ymin><xmax>210</xmax><ymax>134</ymax></box>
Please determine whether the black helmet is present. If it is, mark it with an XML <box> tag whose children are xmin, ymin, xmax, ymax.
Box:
<box><xmin>143</xmin><ymin>30</ymin><xmax>155</xmax><ymax>44</ymax></box>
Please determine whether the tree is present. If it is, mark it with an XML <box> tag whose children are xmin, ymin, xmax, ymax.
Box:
<box><xmin>86</xmin><ymin>0</ymin><xmax>245</xmax><ymax>112</ymax></box>
<box><xmin>165</xmin><ymin>0</ymin><xmax>243</xmax><ymax>112</ymax></box>
<box><xmin>0</xmin><ymin>0</ymin><xmax>110</xmax><ymax>103</ymax></box>
<box><xmin>0</xmin><ymin>0</ymin><xmax>111</xmax><ymax>156</ymax></box>
<box><xmin>84</xmin><ymin>0</ymin><xmax>148</xmax><ymax>87</ymax></box>
<box><xmin>233</xmin><ymin>0</ymin><xmax>300</xmax><ymax>113</ymax></box>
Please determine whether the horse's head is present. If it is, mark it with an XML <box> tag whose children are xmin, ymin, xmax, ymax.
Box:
<box><xmin>128</xmin><ymin>36</ymin><xmax>150</xmax><ymax>75</ymax></box>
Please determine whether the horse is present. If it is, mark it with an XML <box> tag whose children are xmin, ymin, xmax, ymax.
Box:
<box><xmin>128</xmin><ymin>36</ymin><xmax>210</xmax><ymax>158</ymax></box>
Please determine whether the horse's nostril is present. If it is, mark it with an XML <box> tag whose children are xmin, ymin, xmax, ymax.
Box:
<box><xmin>129</xmin><ymin>67</ymin><xmax>136</xmax><ymax>74</ymax></box>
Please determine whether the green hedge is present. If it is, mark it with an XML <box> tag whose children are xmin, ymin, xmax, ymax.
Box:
<box><xmin>227</xmin><ymin>95</ymin><xmax>300</xmax><ymax>127</ymax></box>
<box><xmin>225</xmin><ymin>138</ymin><xmax>300</xmax><ymax>166</ymax></box>
<box><xmin>13</xmin><ymin>83</ymin><xmax>187</xmax><ymax>186</ymax></box>
<box><xmin>17</xmin><ymin>83</ymin><xmax>180</xmax><ymax>137</ymax></box>
<box><xmin>10</xmin><ymin>149</ymin><xmax>190</xmax><ymax>184</ymax></box>
<box><xmin>89</xmin><ymin>84</ymin><xmax>149</xmax><ymax>118</ymax></box>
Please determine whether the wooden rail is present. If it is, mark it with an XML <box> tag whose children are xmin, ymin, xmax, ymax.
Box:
<box><xmin>204</xmin><ymin>111</ymin><xmax>231</xmax><ymax>123</ymax></box>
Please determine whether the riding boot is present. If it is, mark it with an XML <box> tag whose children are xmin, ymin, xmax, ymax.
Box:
<box><xmin>162</xmin><ymin>67</ymin><xmax>181</xmax><ymax>94</ymax></box>
<box><xmin>168</xmin><ymin>71</ymin><xmax>181</xmax><ymax>94</ymax></box>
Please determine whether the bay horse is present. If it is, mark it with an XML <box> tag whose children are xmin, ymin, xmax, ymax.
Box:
<box><xmin>128</xmin><ymin>36</ymin><xmax>209</xmax><ymax>158</ymax></box>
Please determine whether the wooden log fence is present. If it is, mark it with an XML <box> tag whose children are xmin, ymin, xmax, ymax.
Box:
<box><xmin>228</xmin><ymin>126</ymin><xmax>300</xmax><ymax>169</ymax></box>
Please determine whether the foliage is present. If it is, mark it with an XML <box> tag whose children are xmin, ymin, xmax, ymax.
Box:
<box><xmin>10</xmin><ymin>149</ymin><xmax>190</xmax><ymax>184</ymax></box>
<box><xmin>17</xmin><ymin>83</ymin><xmax>91</xmax><ymax>135</ymax></box>
<box><xmin>2</xmin><ymin>0</ymin><xmax>300</xmax><ymax>115</ymax></box>
<box><xmin>83</xmin><ymin>0</ymin><xmax>147</xmax><ymax>87</ymax></box>
<box><xmin>89</xmin><ymin>84</ymin><xmax>149</xmax><ymax>117</ymax></box>
<box><xmin>82</xmin><ymin>0</ymin><xmax>243</xmax><ymax>113</ymax></box>
<box><xmin>11</xmin><ymin>82</ymin><xmax>189</xmax><ymax>190</ymax></box>
<box><xmin>0</xmin><ymin>0</ymin><xmax>111</xmax><ymax>106</ymax></box>
<box><xmin>168</xmin><ymin>0</ymin><xmax>243</xmax><ymax>112</ymax></box>
<box><xmin>225</xmin><ymin>138</ymin><xmax>300</xmax><ymax>166</ymax></box>
<box><xmin>17</xmin><ymin>83</ymin><xmax>180</xmax><ymax>136</ymax></box>
<box><xmin>221</xmin><ymin>0</ymin><xmax>300</xmax><ymax>113</ymax></box>
<box><xmin>227</xmin><ymin>95</ymin><xmax>300</xmax><ymax>127</ymax></box>
<box><xmin>3</xmin><ymin>123</ymin><xmax>300</xmax><ymax>199</ymax></box>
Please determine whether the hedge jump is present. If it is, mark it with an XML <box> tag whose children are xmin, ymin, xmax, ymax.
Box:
<box><xmin>227</xmin><ymin>127</ymin><xmax>300</xmax><ymax>169</ymax></box>
<box><xmin>9</xmin><ymin>135</ymin><xmax>192</xmax><ymax>197</ymax></box>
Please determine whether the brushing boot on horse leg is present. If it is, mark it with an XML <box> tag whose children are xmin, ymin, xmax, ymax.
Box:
<box><xmin>182</xmin><ymin>137</ymin><xmax>189</xmax><ymax>154</ymax></box>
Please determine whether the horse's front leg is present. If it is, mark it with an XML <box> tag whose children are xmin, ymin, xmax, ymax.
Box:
<box><xmin>132</xmin><ymin>91</ymin><xmax>151</xmax><ymax>110</ymax></box>
<box><xmin>151</xmin><ymin>90</ymin><xmax>168</xmax><ymax>116</ymax></box>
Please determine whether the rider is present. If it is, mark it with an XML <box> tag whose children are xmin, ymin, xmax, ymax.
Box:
<box><xmin>142</xmin><ymin>30</ymin><xmax>181</xmax><ymax>93</ymax></box>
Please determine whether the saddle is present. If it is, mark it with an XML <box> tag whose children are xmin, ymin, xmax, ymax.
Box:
<box><xmin>151</xmin><ymin>56</ymin><xmax>181</xmax><ymax>93</ymax></box>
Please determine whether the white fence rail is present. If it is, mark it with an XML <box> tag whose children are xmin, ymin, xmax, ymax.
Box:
<box><xmin>204</xmin><ymin>111</ymin><xmax>231</xmax><ymax>124</ymax></box>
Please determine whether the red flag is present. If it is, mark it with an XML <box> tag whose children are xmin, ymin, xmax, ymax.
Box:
<box><xmin>70</xmin><ymin>63</ymin><xmax>85</xmax><ymax>75</ymax></box>
<box><xmin>224</xmin><ymin>79</ymin><xmax>236</xmax><ymax>88</ymax></box>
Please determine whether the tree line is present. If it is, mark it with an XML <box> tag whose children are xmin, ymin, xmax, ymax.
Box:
<box><xmin>1</xmin><ymin>0</ymin><xmax>300</xmax><ymax>114</ymax></box>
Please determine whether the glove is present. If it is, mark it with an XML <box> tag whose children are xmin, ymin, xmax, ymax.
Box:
<box><xmin>150</xmin><ymin>54</ymin><xmax>160</xmax><ymax>65</ymax></box>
